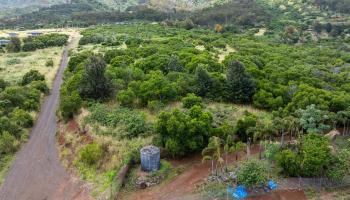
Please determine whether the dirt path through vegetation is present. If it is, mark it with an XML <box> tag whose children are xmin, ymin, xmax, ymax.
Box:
<box><xmin>127</xmin><ymin>147</ymin><xmax>259</xmax><ymax>200</ymax></box>
<box><xmin>127</xmin><ymin>145</ymin><xmax>306</xmax><ymax>200</ymax></box>
<box><xmin>0</xmin><ymin>33</ymin><xmax>91</xmax><ymax>200</ymax></box>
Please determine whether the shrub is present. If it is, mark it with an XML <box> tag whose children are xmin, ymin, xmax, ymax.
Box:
<box><xmin>86</xmin><ymin>104</ymin><xmax>149</xmax><ymax>138</ymax></box>
<box><xmin>0</xmin><ymin>132</ymin><xmax>19</xmax><ymax>154</ymax></box>
<box><xmin>45</xmin><ymin>59</ymin><xmax>54</xmax><ymax>67</ymax></box>
<box><xmin>0</xmin><ymin>117</ymin><xmax>23</xmax><ymax>138</ymax></box>
<box><xmin>276</xmin><ymin>134</ymin><xmax>332</xmax><ymax>178</ymax></box>
<box><xmin>59</xmin><ymin>91</ymin><xmax>83</xmax><ymax>120</ymax></box>
<box><xmin>276</xmin><ymin>149</ymin><xmax>301</xmax><ymax>177</ymax></box>
<box><xmin>22</xmin><ymin>42</ymin><xmax>38</xmax><ymax>52</ymax></box>
<box><xmin>79</xmin><ymin>143</ymin><xmax>103</xmax><ymax>166</ymax></box>
<box><xmin>147</xmin><ymin>100</ymin><xmax>164</xmax><ymax>112</ymax></box>
<box><xmin>300</xmin><ymin>134</ymin><xmax>331</xmax><ymax>177</ymax></box>
<box><xmin>236</xmin><ymin>159</ymin><xmax>268</xmax><ymax>188</ymax></box>
<box><xmin>0</xmin><ymin>78</ymin><xmax>8</xmax><ymax>91</ymax></box>
<box><xmin>6</xmin><ymin>58</ymin><xmax>21</xmax><ymax>65</ymax></box>
<box><xmin>327</xmin><ymin>149</ymin><xmax>350</xmax><ymax>181</ymax></box>
<box><xmin>10</xmin><ymin>108</ymin><xmax>34</xmax><ymax>128</ymax></box>
<box><xmin>29</xmin><ymin>81</ymin><xmax>49</xmax><ymax>94</ymax></box>
<box><xmin>181</xmin><ymin>93</ymin><xmax>202</xmax><ymax>109</ymax></box>
<box><xmin>21</xmin><ymin>70</ymin><xmax>45</xmax><ymax>86</ymax></box>
<box><xmin>117</xmin><ymin>89</ymin><xmax>135</xmax><ymax>107</ymax></box>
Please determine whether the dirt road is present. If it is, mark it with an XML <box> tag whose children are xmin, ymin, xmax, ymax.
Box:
<box><xmin>0</xmin><ymin>35</ymin><xmax>91</xmax><ymax>200</ymax></box>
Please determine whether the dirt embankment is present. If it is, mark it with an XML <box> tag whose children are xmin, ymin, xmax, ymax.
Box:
<box><xmin>0</xmin><ymin>34</ymin><xmax>92</xmax><ymax>200</ymax></box>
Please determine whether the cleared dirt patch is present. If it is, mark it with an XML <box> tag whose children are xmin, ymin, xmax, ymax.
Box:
<box><xmin>248</xmin><ymin>189</ymin><xmax>307</xmax><ymax>200</ymax></box>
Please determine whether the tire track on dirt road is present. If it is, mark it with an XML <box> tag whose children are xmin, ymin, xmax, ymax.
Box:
<box><xmin>0</xmin><ymin>35</ymin><xmax>91</xmax><ymax>200</ymax></box>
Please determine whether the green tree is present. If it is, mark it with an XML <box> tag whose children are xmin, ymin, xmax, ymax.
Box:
<box><xmin>195</xmin><ymin>66</ymin><xmax>213</xmax><ymax>97</ymax></box>
<box><xmin>138</xmin><ymin>71</ymin><xmax>177</xmax><ymax>105</ymax></box>
<box><xmin>226</xmin><ymin>61</ymin><xmax>255</xmax><ymax>103</ymax></box>
<box><xmin>59</xmin><ymin>91</ymin><xmax>83</xmax><ymax>120</ymax></box>
<box><xmin>300</xmin><ymin>134</ymin><xmax>332</xmax><ymax>177</ymax></box>
<box><xmin>117</xmin><ymin>89</ymin><xmax>135</xmax><ymax>107</ymax></box>
<box><xmin>297</xmin><ymin>104</ymin><xmax>330</xmax><ymax>134</ymax></box>
<box><xmin>6</xmin><ymin>37</ymin><xmax>21</xmax><ymax>53</ymax></box>
<box><xmin>21</xmin><ymin>70</ymin><xmax>45</xmax><ymax>86</ymax></box>
<box><xmin>156</xmin><ymin>106</ymin><xmax>213</xmax><ymax>157</ymax></box>
<box><xmin>276</xmin><ymin>149</ymin><xmax>301</xmax><ymax>177</ymax></box>
<box><xmin>181</xmin><ymin>93</ymin><xmax>202</xmax><ymax>109</ymax></box>
<box><xmin>234</xmin><ymin>112</ymin><xmax>257</xmax><ymax>142</ymax></box>
<box><xmin>79</xmin><ymin>55</ymin><xmax>112</xmax><ymax>100</ymax></box>
<box><xmin>164</xmin><ymin>55</ymin><xmax>184</xmax><ymax>74</ymax></box>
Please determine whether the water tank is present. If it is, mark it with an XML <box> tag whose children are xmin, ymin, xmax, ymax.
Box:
<box><xmin>140</xmin><ymin>145</ymin><xmax>160</xmax><ymax>172</ymax></box>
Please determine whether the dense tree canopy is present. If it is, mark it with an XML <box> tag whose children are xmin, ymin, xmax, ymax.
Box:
<box><xmin>156</xmin><ymin>105</ymin><xmax>213</xmax><ymax>157</ymax></box>
<box><xmin>78</xmin><ymin>55</ymin><xmax>112</xmax><ymax>100</ymax></box>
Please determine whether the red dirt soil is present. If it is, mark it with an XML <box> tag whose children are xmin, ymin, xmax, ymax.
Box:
<box><xmin>0</xmin><ymin>37</ymin><xmax>92</xmax><ymax>200</ymax></box>
<box><xmin>247</xmin><ymin>189</ymin><xmax>307</xmax><ymax>200</ymax></box>
<box><xmin>125</xmin><ymin>145</ymin><xmax>306</xmax><ymax>200</ymax></box>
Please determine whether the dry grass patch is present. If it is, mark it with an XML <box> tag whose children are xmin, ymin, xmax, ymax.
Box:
<box><xmin>0</xmin><ymin>47</ymin><xmax>62</xmax><ymax>87</ymax></box>
<box><xmin>217</xmin><ymin>45</ymin><xmax>237</xmax><ymax>63</ymax></box>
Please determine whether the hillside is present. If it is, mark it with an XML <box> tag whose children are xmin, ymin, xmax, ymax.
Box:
<box><xmin>0</xmin><ymin>0</ymin><xmax>66</xmax><ymax>8</ymax></box>
<box><xmin>0</xmin><ymin>0</ymin><xmax>226</xmax><ymax>10</ymax></box>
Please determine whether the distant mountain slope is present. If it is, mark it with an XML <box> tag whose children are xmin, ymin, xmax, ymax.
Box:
<box><xmin>0</xmin><ymin>0</ymin><xmax>227</xmax><ymax>10</ymax></box>
<box><xmin>0</xmin><ymin>0</ymin><xmax>66</xmax><ymax>8</ymax></box>
<box><xmin>1</xmin><ymin>0</ymin><xmax>348</xmax><ymax>32</ymax></box>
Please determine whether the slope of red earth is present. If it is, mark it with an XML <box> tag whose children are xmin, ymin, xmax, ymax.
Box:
<box><xmin>0</xmin><ymin>36</ymin><xmax>92</xmax><ymax>200</ymax></box>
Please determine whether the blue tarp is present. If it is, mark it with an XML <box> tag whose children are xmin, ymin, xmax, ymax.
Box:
<box><xmin>267</xmin><ymin>180</ymin><xmax>277</xmax><ymax>190</ymax></box>
<box><xmin>227</xmin><ymin>185</ymin><xmax>248</xmax><ymax>199</ymax></box>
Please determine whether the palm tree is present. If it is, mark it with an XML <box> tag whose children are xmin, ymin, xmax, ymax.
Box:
<box><xmin>283</xmin><ymin>116</ymin><xmax>297</xmax><ymax>141</ymax></box>
<box><xmin>202</xmin><ymin>136</ymin><xmax>223</xmax><ymax>175</ymax></box>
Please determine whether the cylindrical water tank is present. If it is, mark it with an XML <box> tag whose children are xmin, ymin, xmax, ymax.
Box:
<box><xmin>140</xmin><ymin>145</ymin><xmax>160</xmax><ymax>172</ymax></box>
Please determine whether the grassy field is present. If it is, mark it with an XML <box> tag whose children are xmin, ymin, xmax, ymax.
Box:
<box><xmin>0</xmin><ymin>47</ymin><xmax>62</xmax><ymax>87</ymax></box>
<box><xmin>0</xmin><ymin>28</ymin><xmax>80</xmax><ymax>86</ymax></box>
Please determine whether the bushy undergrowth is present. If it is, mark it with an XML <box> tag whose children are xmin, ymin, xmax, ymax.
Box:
<box><xmin>85</xmin><ymin>103</ymin><xmax>150</xmax><ymax>138</ymax></box>
<box><xmin>0</xmin><ymin>71</ymin><xmax>48</xmax><ymax>180</ymax></box>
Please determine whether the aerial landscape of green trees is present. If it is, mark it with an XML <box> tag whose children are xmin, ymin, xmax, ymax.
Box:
<box><xmin>0</xmin><ymin>0</ymin><xmax>350</xmax><ymax>198</ymax></box>
<box><xmin>55</xmin><ymin>20</ymin><xmax>350</xmax><ymax>195</ymax></box>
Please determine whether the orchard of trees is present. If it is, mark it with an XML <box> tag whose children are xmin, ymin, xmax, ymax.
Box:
<box><xmin>57</xmin><ymin>23</ymin><xmax>350</xmax><ymax>193</ymax></box>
